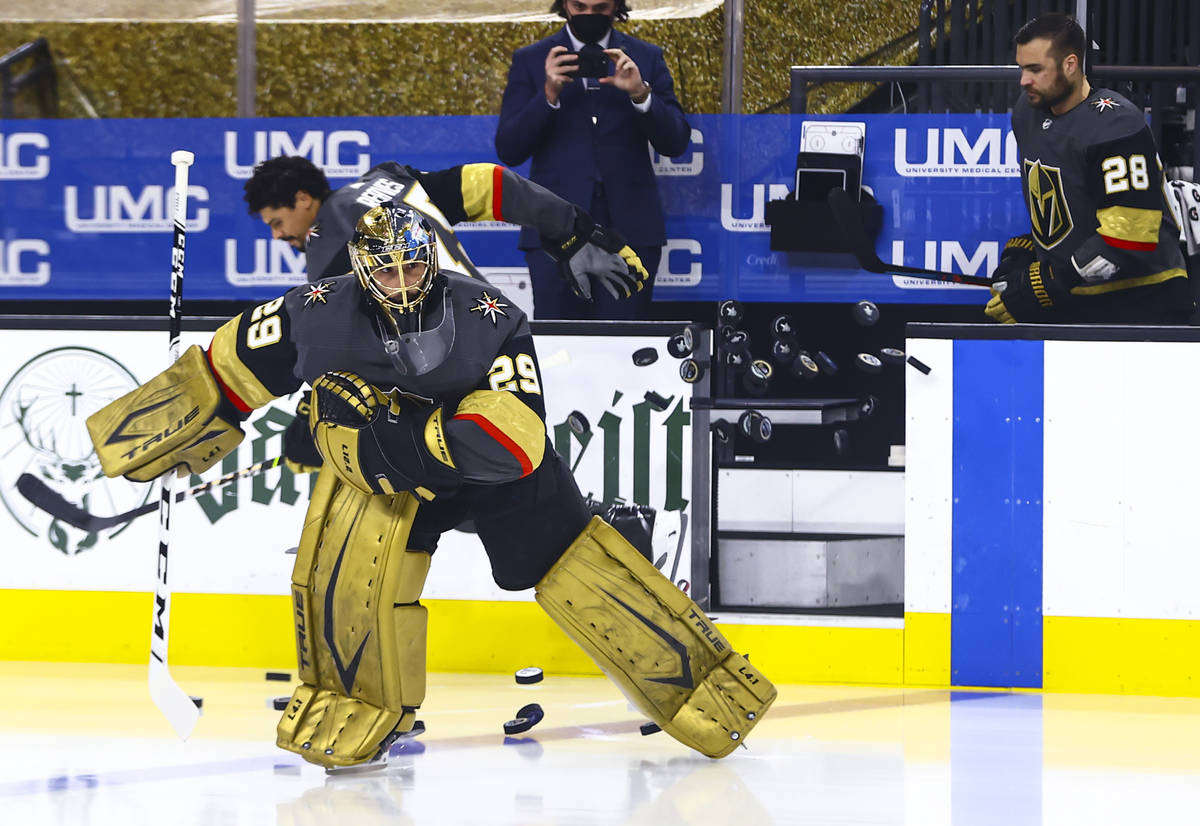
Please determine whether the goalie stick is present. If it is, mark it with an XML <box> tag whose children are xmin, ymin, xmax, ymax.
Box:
<box><xmin>150</xmin><ymin>149</ymin><xmax>201</xmax><ymax>740</ymax></box>
<box><xmin>16</xmin><ymin>456</ymin><xmax>284</xmax><ymax>533</ymax></box>
<box><xmin>826</xmin><ymin>187</ymin><xmax>993</xmax><ymax>287</ymax></box>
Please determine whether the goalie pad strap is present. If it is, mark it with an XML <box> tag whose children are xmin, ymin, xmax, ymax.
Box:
<box><xmin>535</xmin><ymin>516</ymin><xmax>776</xmax><ymax>758</ymax></box>
<box><xmin>85</xmin><ymin>344</ymin><xmax>244</xmax><ymax>482</ymax></box>
<box><xmin>280</xmin><ymin>467</ymin><xmax>430</xmax><ymax>768</ymax></box>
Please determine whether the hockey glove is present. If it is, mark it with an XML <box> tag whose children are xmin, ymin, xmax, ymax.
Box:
<box><xmin>984</xmin><ymin>259</ymin><xmax>1071</xmax><ymax>324</ymax></box>
<box><xmin>283</xmin><ymin>389</ymin><xmax>323</xmax><ymax>475</ymax></box>
<box><xmin>545</xmin><ymin>210</ymin><xmax>649</xmax><ymax>301</ymax></box>
<box><xmin>990</xmin><ymin>234</ymin><xmax>1036</xmax><ymax>284</ymax></box>
<box><xmin>309</xmin><ymin>371</ymin><xmax>461</xmax><ymax>500</ymax></box>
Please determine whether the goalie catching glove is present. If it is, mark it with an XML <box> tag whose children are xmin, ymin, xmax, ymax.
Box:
<box><xmin>309</xmin><ymin>371</ymin><xmax>461</xmax><ymax>501</ymax></box>
<box><xmin>86</xmin><ymin>345</ymin><xmax>245</xmax><ymax>482</ymax></box>
<box><xmin>985</xmin><ymin>259</ymin><xmax>1072</xmax><ymax>324</ymax></box>
<box><xmin>545</xmin><ymin>209</ymin><xmax>649</xmax><ymax>301</ymax></box>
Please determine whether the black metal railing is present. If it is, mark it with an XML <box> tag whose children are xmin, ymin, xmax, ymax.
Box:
<box><xmin>1</xmin><ymin>38</ymin><xmax>59</xmax><ymax>119</ymax></box>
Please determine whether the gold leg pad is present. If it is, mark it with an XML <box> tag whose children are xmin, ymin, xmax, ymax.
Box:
<box><xmin>276</xmin><ymin>683</ymin><xmax>416</xmax><ymax>767</ymax></box>
<box><xmin>535</xmin><ymin>516</ymin><xmax>777</xmax><ymax>758</ymax></box>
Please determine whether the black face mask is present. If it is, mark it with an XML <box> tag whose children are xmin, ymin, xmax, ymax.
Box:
<box><xmin>568</xmin><ymin>12</ymin><xmax>612</xmax><ymax>45</ymax></box>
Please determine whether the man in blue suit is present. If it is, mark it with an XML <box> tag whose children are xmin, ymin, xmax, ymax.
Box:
<box><xmin>496</xmin><ymin>0</ymin><xmax>691</xmax><ymax>320</ymax></box>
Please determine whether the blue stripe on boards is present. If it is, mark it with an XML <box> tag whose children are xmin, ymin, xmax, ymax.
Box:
<box><xmin>951</xmin><ymin>339</ymin><xmax>1043</xmax><ymax>688</ymax></box>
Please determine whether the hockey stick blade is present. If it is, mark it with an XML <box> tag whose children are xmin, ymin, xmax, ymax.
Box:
<box><xmin>16</xmin><ymin>456</ymin><xmax>284</xmax><ymax>533</ymax></box>
<box><xmin>826</xmin><ymin>187</ymin><xmax>992</xmax><ymax>287</ymax></box>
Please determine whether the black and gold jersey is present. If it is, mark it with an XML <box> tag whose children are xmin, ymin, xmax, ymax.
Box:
<box><xmin>305</xmin><ymin>161</ymin><xmax>578</xmax><ymax>281</ymax></box>
<box><xmin>1012</xmin><ymin>87</ymin><xmax>1186</xmax><ymax>294</ymax></box>
<box><xmin>206</xmin><ymin>271</ymin><xmax>546</xmax><ymax>484</ymax></box>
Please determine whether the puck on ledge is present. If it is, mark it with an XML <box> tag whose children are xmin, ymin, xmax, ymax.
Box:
<box><xmin>515</xmin><ymin>666</ymin><xmax>544</xmax><ymax>685</ymax></box>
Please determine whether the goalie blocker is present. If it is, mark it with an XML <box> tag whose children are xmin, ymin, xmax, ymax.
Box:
<box><xmin>86</xmin><ymin>345</ymin><xmax>245</xmax><ymax>482</ymax></box>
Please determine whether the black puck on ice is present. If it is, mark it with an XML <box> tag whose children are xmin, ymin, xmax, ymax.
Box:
<box><xmin>640</xmin><ymin>721</ymin><xmax>662</xmax><ymax>736</ymax></box>
<box><xmin>190</xmin><ymin>696</ymin><xmax>203</xmax><ymax>709</ymax></box>
<box><xmin>567</xmin><ymin>410</ymin><xmax>590</xmax><ymax>436</ymax></box>
<box><xmin>852</xmin><ymin>299</ymin><xmax>880</xmax><ymax>326</ymax></box>
<box><xmin>679</xmin><ymin>358</ymin><xmax>706</xmax><ymax>384</ymax></box>
<box><xmin>907</xmin><ymin>355</ymin><xmax>933</xmax><ymax>375</ymax></box>
<box><xmin>879</xmin><ymin>347</ymin><xmax>906</xmax><ymax>365</ymax></box>
<box><xmin>514</xmin><ymin>666</ymin><xmax>544</xmax><ymax>685</ymax></box>
<box><xmin>503</xmin><ymin>703</ymin><xmax>545</xmax><ymax>735</ymax></box>
<box><xmin>265</xmin><ymin>671</ymin><xmax>291</xmax><ymax>681</ymax></box>
<box><xmin>855</xmin><ymin>353</ymin><xmax>883</xmax><ymax>374</ymax></box>
<box><xmin>271</xmin><ymin>695</ymin><xmax>291</xmax><ymax>711</ymax></box>
<box><xmin>632</xmin><ymin>347</ymin><xmax>658</xmax><ymax>366</ymax></box>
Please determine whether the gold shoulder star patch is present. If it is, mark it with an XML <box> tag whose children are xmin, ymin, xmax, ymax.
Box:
<box><xmin>1092</xmin><ymin>97</ymin><xmax>1118</xmax><ymax>112</ymax></box>
<box><xmin>469</xmin><ymin>291</ymin><xmax>509</xmax><ymax>325</ymax></box>
<box><xmin>303</xmin><ymin>280</ymin><xmax>336</xmax><ymax>306</ymax></box>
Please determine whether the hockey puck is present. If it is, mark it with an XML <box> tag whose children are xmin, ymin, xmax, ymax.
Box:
<box><xmin>265</xmin><ymin>671</ymin><xmax>291</xmax><ymax>681</ymax></box>
<box><xmin>643</xmin><ymin>391</ymin><xmax>671</xmax><ymax>411</ymax></box>
<box><xmin>190</xmin><ymin>695</ymin><xmax>203</xmax><ymax>709</ymax></box>
<box><xmin>640</xmin><ymin>721</ymin><xmax>662</xmax><ymax>736</ymax></box>
<box><xmin>771</xmin><ymin>314</ymin><xmax>795</xmax><ymax>338</ymax></box>
<box><xmin>723</xmin><ymin>329</ymin><xmax>751</xmax><ymax>354</ymax></box>
<box><xmin>718</xmin><ymin>298</ymin><xmax>744</xmax><ymax>324</ymax></box>
<box><xmin>724</xmin><ymin>349</ymin><xmax>749</xmax><ymax>373</ymax></box>
<box><xmin>833</xmin><ymin>428</ymin><xmax>850</xmax><ymax>455</ymax></box>
<box><xmin>855</xmin><ymin>352</ymin><xmax>883</xmax><ymax>374</ymax></box>
<box><xmin>738</xmin><ymin>410</ymin><xmax>773</xmax><ymax>444</ymax></box>
<box><xmin>816</xmin><ymin>351</ymin><xmax>839</xmax><ymax>375</ymax></box>
<box><xmin>771</xmin><ymin>335</ymin><xmax>798</xmax><ymax>365</ymax></box>
<box><xmin>514</xmin><ymin>666</ymin><xmax>544</xmax><ymax>685</ymax></box>
<box><xmin>742</xmin><ymin>359</ymin><xmax>773</xmax><ymax>396</ymax></box>
<box><xmin>503</xmin><ymin>702</ymin><xmax>545</xmax><ymax>735</ymax></box>
<box><xmin>666</xmin><ymin>325</ymin><xmax>696</xmax><ymax>359</ymax></box>
<box><xmin>679</xmin><ymin>358</ymin><xmax>706</xmax><ymax>384</ymax></box>
<box><xmin>632</xmin><ymin>347</ymin><xmax>658</xmax><ymax>366</ymax></box>
<box><xmin>271</xmin><ymin>695</ymin><xmax>291</xmax><ymax>711</ymax></box>
<box><xmin>879</xmin><ymin>347</ymin><xmax>906</xmax><ymax>365</ymax></box>
<box><xmin>852</xmin><ymin>299</ymin><xmax>880</xmax><ymax>326</ymax></box>
<box><xmin>860</xmin><ymin>395</ymin><xmax>879</xmax><ymax>418</ymax></box>
<box><xmin>791</xmin><ymin>351</ymin><xmax>820</xmax><ymax>381</ymax></box>
<box><xmin>907</xmin><ymin>355</ymin><xmax>933</xmax><ymax>375</ymax></box>
<box><xmin>567</xmin><ymin>410</ymin><xmax>590</xmax><ymax>436</ymax></box>
<box><xmin>712</xmin><ymin>419</ymin><xmax>733</xmax><ymax>444</ymax></box>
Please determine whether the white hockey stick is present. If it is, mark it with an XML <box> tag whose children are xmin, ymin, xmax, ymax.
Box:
<box><xmin>149</xmin><ymin>149</ymin><xmax>201</xmax><ymax>740</ymax></box>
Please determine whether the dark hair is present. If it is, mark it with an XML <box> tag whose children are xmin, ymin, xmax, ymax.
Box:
<box><xmin>549</xmin><ymin>0</ymin><xmax>631</xmax><ymax>23</ymax></box>
<box><xmin>1014</xmin><ymin>13</ymin><xmax>1086</xmax><ymax>64</ymax></box>
<box><xmin>243</xmin><ymin>155</ymin><xmax>332</xmax><ymax>214</ymax></box>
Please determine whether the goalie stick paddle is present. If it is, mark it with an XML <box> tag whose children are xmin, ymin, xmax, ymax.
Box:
<box><xmin>151</xmin><ymin>149</ymin><xmax>201</xmax><ymax>741</ymax></box>
<box><xmin>826</xmin><ymin>187</ymin><xmax>993</xmax><ymax>287</ymax></box>
<box><xmin>16</xmin><ymin>456</ymin><xmax>284</xmax><ymax>533</ymax></box>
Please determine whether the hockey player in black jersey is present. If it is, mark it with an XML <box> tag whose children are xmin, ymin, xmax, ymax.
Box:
<box><xmin>84</xmin><ymin>201</ymin><xmax>776</xmax><ymax>770</ymax></box>
<box><xmin>987</xmin><ymin>13</ymin><xmax>1191</xmax><ymax>324</ymax></box>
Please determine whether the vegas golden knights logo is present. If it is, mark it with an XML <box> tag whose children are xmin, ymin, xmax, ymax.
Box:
<box><xmin>1024</xmin><ymin>159</ymin><xmax>1074</xmax><ymax>249</ymax></box>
